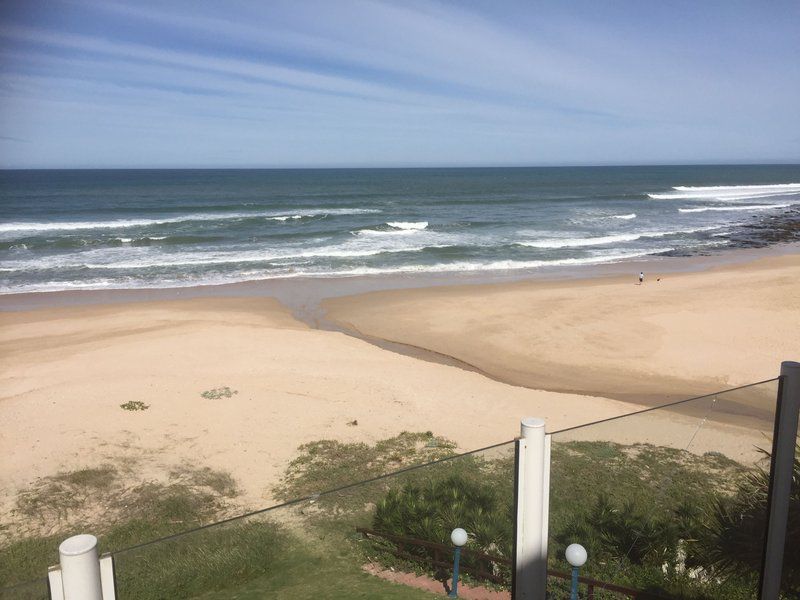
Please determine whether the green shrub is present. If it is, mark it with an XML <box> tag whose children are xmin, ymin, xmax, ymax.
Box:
<box><xmin>691</xmin><ymin>445</ymin><xmax>800</xmax><ymax>597</ymax></box>
<box><xmin>374</xmin><ymin>474</ymin><xmax>512</xmax><ymax>555</ymax></box>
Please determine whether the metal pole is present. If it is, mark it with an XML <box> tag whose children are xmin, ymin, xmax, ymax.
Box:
<box><xmin>58</xmin><ymin>534</ymin><xmax>103</xmax><ymax>600</ymax></box>
<box><xmin>448</xmin><ymin>546</ymin><xmax>462</xmax><ymax>598</ymax></box>
<box><xmin>571</xmin><ymin>566</ymin><xmax>579</xmax><ymax>600</ymax></box>
<box><xmin>514</xmin><ymin>417</ymin><xmax>548</xmax><ymax>600</ymax></box>
<box><xmin>759</xmin><ymin>361</ymin><xmax>800</xmax><ymax>600</ymax></box>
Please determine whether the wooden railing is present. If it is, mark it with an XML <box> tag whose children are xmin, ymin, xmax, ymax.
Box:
<box><xmin>357</xmin><ymin>527</ymin><xmax>660</xmax><ymax>599</ymax></box>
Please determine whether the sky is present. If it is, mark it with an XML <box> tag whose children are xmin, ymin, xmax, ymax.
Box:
<box><xmin>0</xmin><ymin>0</ymin><xmax>799</xmax><ymax>168</ymax></box>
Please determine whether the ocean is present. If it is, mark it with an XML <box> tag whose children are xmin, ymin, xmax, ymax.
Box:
<box><xmin>1</xmin><ymin>165</ymin><xmax>798</xmax><ymax>294</ymax></box>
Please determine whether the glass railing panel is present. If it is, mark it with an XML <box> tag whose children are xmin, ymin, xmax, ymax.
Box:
<box><xmin>111</xmin><ymin>440</ymin><xmax>516</xmax><ymax>598</ymax></box>
<box><xmin>0</xmin><ymin>578</ymin><xmax>48</xmax><ymax>600</ymax></box>
<box><xmin>548</xmin><ymin>379</ymin><xmax>779</xmax><ymax>600</ymax></box>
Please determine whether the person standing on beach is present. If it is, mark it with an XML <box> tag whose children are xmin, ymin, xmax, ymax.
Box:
<box><xmin>638</xmin><ymin>271</ymin><xmax>644</xmax><ymax>285</ymax></box>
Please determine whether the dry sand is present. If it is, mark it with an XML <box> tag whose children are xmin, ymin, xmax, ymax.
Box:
<box><xmin>0</xmin><ymin>297</ymin><xmax>635</xmax><ymax>530</ymax></box>
<box><xmin>1</xmin><ymin>253</ymin><xmax>795</xmax><ymax>534</ymax></box>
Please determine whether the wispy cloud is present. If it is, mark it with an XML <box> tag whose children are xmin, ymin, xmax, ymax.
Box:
<box><xmin>0</xmin><ymin>0</ymin><xmax>798</xmax><ymax>167</ymax></box>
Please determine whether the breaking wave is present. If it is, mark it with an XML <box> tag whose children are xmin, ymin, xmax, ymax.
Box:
<box><xmin>678</xmin><ymin>203</ymin><xmax>792</xmax><ymax>213</ymax></box>
<box><xmin>517</xmin><ymin>227</ymin><xmax>718</xmax><ymax>249</ymax></box>
<box><xmin>386</xmin><ymin>221</ymin><xmax>428</xmax><ymax>230</ymax></box>
<box><xmin>0</xmin><ymin>208</ymin><xmax>381</xmax><ymax>234</ymax></box>
<box><xmin>648</xmin><ymin>183</ymin><xmax>800</xmax><ymax>201</ymax></box>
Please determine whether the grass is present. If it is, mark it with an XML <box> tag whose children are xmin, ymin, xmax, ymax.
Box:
<box><xmin>200</xmin><ymin>387</ymin><xmax>238</xmax><ymax>400</ymax></box>
<box><xmin>275</xmin><ymin>431</ymin><xmax>457</xmax><ymax>503</ymax></box>
<box><xmin>1</xmin><ymin>464</ymin><xmax>239</xmax><ymax>588</ymax></box>
<box><xmin>1</xmin><ymin>439</ymin><xmax>444</xmax><ymax>600</ymax></box>
<box><xmin>1</xmin><ymin>433</ymin><xmax>773</xmax><ymax>599</ymax></box>
<box><xmin>194</xmin><ymin>531</ymin><xmax>441</xmax><ymax>600</ymax></box>
<box><xmin>15</xmin><ymin>465</ymin><xmax>119</xmax><ymax>522</ymax></box>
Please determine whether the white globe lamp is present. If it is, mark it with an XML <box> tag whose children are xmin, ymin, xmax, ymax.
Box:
<box><xmin>450</xmin><ymin>528</ymin><xmax>468</xmax><ymax>547</ymax></box>
<box><xmin>565</xmin><ymin>543</ymin><xmax>587</xmax><ymax>567</ymax></box>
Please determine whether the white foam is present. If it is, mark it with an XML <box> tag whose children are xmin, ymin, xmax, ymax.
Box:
<box><xmin>290</xmin><ymin>249</ymin><xmax>668</xmax><ymax>278</ymax></box>
<box><xmin>648</xmin><ymin>183</ymin><xmax>800</xmax><ymax>201</ymax></box>
<box><xmin>0</xmin><ymin>248</ymin><xmax>670</xmax><ymax>294</ymax></box>
<box><xmin>519</xmin><ymin>233</ymin><xmax>643</xmax><ymax>249</ymax></box>
<box><xmin>386</xmin><ymin>221</ymin><xmax>428</xmax><ymax>230</ymax></box>
<box><xmin>674</xmin><ymin>183</ymin><xmax>800</xmax><ymax>193</ymax></box>
<box><xmin>0</xmin><ymin>208</ymin><xmax>380</xmax><ymax>234</ymax></box>
<box><xmin>518</xmin><ymin>226</ymin><xmax>721</xmax><ymax>249</ymax></box>
<box><xmin>678</xmin><ymin>203</ymin><xmax>792</xmax><ymax>213</ymax></box>
<box><xmin>612</xmin><ymin>213</ymin><xmax>637</xmax><ymax>220</ymax></box>
<box><xmin>356</xmin><ymin>228</ymin><xmax>420</xmax><ymax>236</ymax></box>
<box><xmin>0</xmin><ymin>239</ymin><xmax>452</xmax><ymax>272</ymax></box>
<box><xmin>0</xmin><ymin>218</ymin><xmax>173</xmax><ymax>233</ymax></box>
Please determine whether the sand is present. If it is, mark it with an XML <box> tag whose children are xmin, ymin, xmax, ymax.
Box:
<box><xmin>1</xmin><ymin>252</ymin><xmax>795</xmax><ymax>535</ymax></box>
<box><xmin>324</xmin><ymin>254</ymin><xmax>800</xmax><ymax>402</ymax></box>
<box><xmin>0</xmin><ymin>297</ymin><xmax>636</xmax><ymax>530</ymax></box>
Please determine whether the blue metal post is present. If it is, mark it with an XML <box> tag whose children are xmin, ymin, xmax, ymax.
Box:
<box><xmin>571</xmin><ymin>565</ymin><xmax>579</xmax><ymax>600</ymax></box>
<box><xmin>448</xmin><ymin>546</ymin><xmax>462</xmax><ymax>598</ymax></box>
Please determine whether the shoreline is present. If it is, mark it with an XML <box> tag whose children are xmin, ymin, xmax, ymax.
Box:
<box><xmin>2</xmin><ymin>243</ymin><xmax>796</xmax><ymax>405</ymax></box>
<box><xmin>2</xmin><ymin>241</ymin><xmax>798</xmax><ymax>320</ymax></box>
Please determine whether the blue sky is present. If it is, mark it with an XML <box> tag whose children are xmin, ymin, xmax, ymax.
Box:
<box><xmin>1</xmin><ymin>0</ymin><xmax>798</xmax><ymax>168</ymax></box>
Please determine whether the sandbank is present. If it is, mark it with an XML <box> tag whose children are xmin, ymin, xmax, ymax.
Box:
<box><xmin>324</xmin><ymin>253</ymin><xmax>800</xmax><ymax>402</ymax></box>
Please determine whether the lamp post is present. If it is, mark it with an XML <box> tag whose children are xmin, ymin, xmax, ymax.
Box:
<box><xmin>449</xmin><ymin>528</ymin><xmax>468</xmax><ymax>598</ymax></box>
<box><xmin>565</xmin><ymin>543</ymin><xmax>587</xmax><ymax>600</ymax></box>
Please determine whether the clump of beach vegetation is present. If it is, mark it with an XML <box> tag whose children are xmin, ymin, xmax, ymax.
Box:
<box><xmin>200</xmin><ymin>386</ymin><xmax>238</xmax><ymax>400</ymax></box>
<box><xmin>120</xmin><ymin>400</ymin><xmax>149</xmax><ymax>411</ymax></box>
<box><xmin>275</xmin><ymin>431</ymin><xmax>457</xmax><ymax>504</ymax></box>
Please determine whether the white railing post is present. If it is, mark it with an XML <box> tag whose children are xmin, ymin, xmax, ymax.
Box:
<box><xmin>759</xmin><ymin>361</ymin><xmax>800</xmax><ymax>600</ymax></box>
<box><xmin>513</xmin><ymin>417</ymin><xmax>551</xmax><ymax>600</ymax></box>
<box><xmin>48</xmin><ymin>534</ymin><xmax>115</xmax><ymax>600</ymax></box>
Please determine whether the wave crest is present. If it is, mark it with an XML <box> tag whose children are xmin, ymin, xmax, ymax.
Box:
<box><xmin>678</xmin><ymin>203</ymin><xmax>792</xmax><ymax>213</ymax></box>
<box><xmin>0</xmin><ymin>208</ymin><xmax>381</xmax><ymax>235</ymax></box>
<box><xmin>387</xmin><ymin>221</ymin><xmax>428</xmax><ymax>230</ymax></box>
<box><xmin>519</xmin><ymin>226</ymin><xmax>718</xmax><ymax>249</ymax></box>
<box><xmin>648</xmin><ymin>183</ymin><xmax>800</xmax><ymax>201</ymax></box>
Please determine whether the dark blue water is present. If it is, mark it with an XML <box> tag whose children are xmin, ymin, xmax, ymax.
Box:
<box><xmin>1</xmin><ymin>166</ymin><xmax>798</xmax><ymax>293</ymax></box>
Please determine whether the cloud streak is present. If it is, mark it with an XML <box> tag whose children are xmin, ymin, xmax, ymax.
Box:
<box><xmin>0</xmin><ymin>0</ymin><xmax>798</xmax><ymax>167</ymax></box>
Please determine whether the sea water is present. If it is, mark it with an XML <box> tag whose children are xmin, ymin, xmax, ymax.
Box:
<box><xmin>1</xmin><ymin>165</ymin><xmax>798</xmax><ymax>293</ymax></box>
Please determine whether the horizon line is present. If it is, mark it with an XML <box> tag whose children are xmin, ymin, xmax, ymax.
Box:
<box><xmin>2</xmin><ymin>161</ymin><xmax>800</xmax><ymax>172</ymax></box>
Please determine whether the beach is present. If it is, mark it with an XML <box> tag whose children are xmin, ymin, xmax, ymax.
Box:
<box><xmin>3</xmin><ymin>4</ymin><xmax>799</xmax><ymax>594</ymax></box>
<box><xmin>2</xmin><ymin>249</ymin><xmax>796</xmax><ymax>537</ymax></box>
<box><xmin>324</xmin><ymin>252</ymin><xmax>800</xmax><ymax>402</ymax></box>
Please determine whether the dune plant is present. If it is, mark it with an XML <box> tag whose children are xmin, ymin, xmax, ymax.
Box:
<box><xmin>691</xmin><ymin>445</ymin><xmax>799</xmax><ymax>596</ymax></box>
<box><xmin>120</xmin><ymin>400</ymin><xmax>149</xmax><ymax>411</ymax></box>
<box><xmin>200</xmin><ymin>386</ymin><xmax>238</xmax><ymax>400</ymax></box>
<box><xmin>372</xmin><ymin>472</ymin><xmax>513</xmax><ymax>581</ymax></box>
